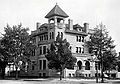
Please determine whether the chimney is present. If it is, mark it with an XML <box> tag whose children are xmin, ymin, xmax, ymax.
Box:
<box><xmin>36</xmin><ymin>22</ymin><xmax>41</xmax><ymax>30</ymax></box>
<box><xmin>68</xmin><ymin>19</ymin><xmax>73</xmax><ymax>30</ymax></box>
<box><xmin>84</xmin><ymin>23</ymin><xmax>89</xmax><ymax>33</ymax></box>
<box><xmin>119</xmin><ymin>52</ymin><xmax>120</xmax><ymax>56</ymax></box>
<box><xmin>118</xmin><ymin>52</ymin><xmax>120</xmax><ymax>60</ymax></box>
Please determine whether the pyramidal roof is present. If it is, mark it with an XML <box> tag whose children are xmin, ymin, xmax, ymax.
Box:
<box><xmin>45</xmin><ymin>4</ymin><xmax>69</xmax><ymax>18</ymax></box>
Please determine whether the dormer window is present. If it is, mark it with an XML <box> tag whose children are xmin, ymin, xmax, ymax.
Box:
<box><xmin>79</xmin><ymin>28</ymin><xmax>82</xmax><ymax>32</ymax></box>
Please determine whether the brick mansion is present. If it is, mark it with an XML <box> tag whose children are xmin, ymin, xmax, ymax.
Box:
<box><xmin>20</xmin><ymin>4</ymin><xmax>98</xmax><ymax>78</ymax></box>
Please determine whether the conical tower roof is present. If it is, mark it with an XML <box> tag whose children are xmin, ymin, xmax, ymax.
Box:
<box><xmin>45</xmin><ymin>4</ymin><xmax>69</xmax><ymax>18</ymax></box>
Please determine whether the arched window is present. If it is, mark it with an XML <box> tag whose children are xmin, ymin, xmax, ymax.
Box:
<box><xmin>85</xmin><ymin>61</ymin><xmax>90</xmax><ymax>70</ymax></box>
<box><xmin>77</xmin><ymin>61</ymin><xmax>82</xmax><ymax>70</ymax></box>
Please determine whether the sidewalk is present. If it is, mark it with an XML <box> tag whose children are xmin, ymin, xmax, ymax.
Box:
<box><xmin>22</xmin><ymin>78</ymin><xmax>112</xmax><ymax>84</ymax></box>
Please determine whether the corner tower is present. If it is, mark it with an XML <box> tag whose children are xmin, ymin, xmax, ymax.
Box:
<box><xmin>45</xmin><ymin>4</ymin><xmax>69</xmax><ymax>40</ymax></box>
<box><xmin>45</xmin><ymin>4</ymin><xmax>69</xmax><ymax>24</ymax></box>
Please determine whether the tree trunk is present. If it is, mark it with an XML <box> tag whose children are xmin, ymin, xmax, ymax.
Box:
<box><xmin>1</xmin><ymin>62</ymin><xmax>7</xmax><ymax>79</ymax></box>
<box><xmin>60</xmin><ymin>68</ymin><xmax>62</xmax><ymax>80</ymax></box>
<box><xmin>1</xmin><ymin>67</ymin><xmax>5</xmax><ymax>79</ymax></box>
<box><xmin>108</xmin><ymin>69</ymin><xmax>110</xmax><ymax>78</ymax></box>
<box><xmin>15</xmin><ymin>67</ymin><xmax>18</xmax><ymax>80</ymax></box>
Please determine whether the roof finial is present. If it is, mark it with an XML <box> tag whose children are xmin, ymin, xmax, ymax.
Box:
<box><xmin>56</xmin><ymin>2</ymin><xmax>58</xmax><ymax>5</ymax></box>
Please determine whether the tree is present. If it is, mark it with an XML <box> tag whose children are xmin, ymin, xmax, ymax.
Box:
<box><xmin>86</xmin><ymin>23</ymin><xmax>117</xmax><ymax>81</ymax></box>
<box><xmin>0</xmin><ymin>43</ymin><xmax>8</xmax><ymax>79</ymax></box>
<box><xmin>1</xmin><ymin>24</ymin><xmax>36</xmax><ymax>79</ymax></box>
<box><xmin>45</xmin><ymin>34</ymin><xmax>77</xmax><ymax>80</ymax></box>
<box><xmin>103</xmin><ymin>50</ymin><xmax>117</xmax><ymax>73</ymax></box>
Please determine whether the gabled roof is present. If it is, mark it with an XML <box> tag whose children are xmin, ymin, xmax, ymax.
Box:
<box><xmin>45</xmin><ymin>4</ymin><xmax>69</xmax><ymax>18</ymax></box>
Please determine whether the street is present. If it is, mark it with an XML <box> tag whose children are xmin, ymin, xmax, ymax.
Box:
<box><xmin>0</xmin><ymin>78</ymin><xmax>120</xmax><ymax>84</ymax></box>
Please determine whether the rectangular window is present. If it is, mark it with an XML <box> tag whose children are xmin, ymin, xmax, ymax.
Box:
<box><xmin>70</xmin><ymin>46</ymin><xmax>72</xmax><ymax>50</ymax></box>
<box><xmin>79</xmin><ymin>36</ymin><xmax>81</xmax><ymax>42</ymax></box>
<box><xmin>33</xmin><ymin>38</ymin><xmax>36</xmax><ymax>43</ymax></box>
<box><xmin>44</xmin><ymin>34</ymin><xmax>46</xmax><ymax>40</ymax></box>
<box><xmin>43</xmin><ymin>46</ymin><xmax>46</xmax><ymax>54</ymax></box>
<box><xmin>79</xmin><ymin>47</ymin><xmax>81</xmax><ymax>53</ymax></box>
<box><xmin>76</xmin><ymin>47</ymin><xmax>78</xmax><ymax>53</ymax></box>
<box><xmin>43</xmin><ymin>73</ymin><xmax>46</xmax><ymax>77</ymax></box>
<box><xmin>82</xmin><ymin>48</ymin><xmax>84</xmax><ymax>53</ymax></box>
<box><xmin>52</xmin><ymin>32</ymin><xmax>54</xmax><ymax>39</ymax></box>
<box><xmin>82</xmin><ymin>36</ymin><xmax>84</xmax><ymax>42</ymax></box>
<box><xmin>32</xmin><ymin>61</ymin><xmax>35</xmax><ymax>70</ymax></box>
<box><xmin>40</xmin><ymin>46</ymin><xmax>42</xmax><ymax>55</ymax></box>
<box><xmin>76</xmin><ymin>36</ymin><xmax>79</xmax><ymax>42</ymax></box>
<box><xmin>46</xmin><ymin>34</ymin><xmax>48</xmax><ymax>40</ymax></box>
<box><xmin>43</xmin><ymin>60</ymin><xmax>46</xmax><ymax>70</ymax></box>
<box><xmin>39</xmin><ymin>36</ymin><xmax>41</xmax><ymax>41</ymax></box>
<box><xmin>41</xmin><ymin>35</ymin><xmax>44</xmax><ymax>41</ymax></box>
<box><xmin>32</xmin><ymin>65</ymin><xmax>34</xmax><ymax>70</ymax></box>
<box><xmin>50</xmin><ymin>32</ymin><xmax>51</xmax><ymax>39</ymax></box>
<box><xmin>39</xmin><ymin>60</ymin><xmax>42</xmax><ymax>70</ymax></box>
<box><xmin>39</xmin><ymin>73</ymin><xmax>42</xmax><ymax>77</ymax></box>
<box><xmin>32</xmin><ymin>49</ymin><xmax>35</xmax><ymax>56</ymax></box>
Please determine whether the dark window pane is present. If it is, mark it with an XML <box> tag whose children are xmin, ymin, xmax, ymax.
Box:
<box><xmin>52</xmin><ymin>32</ymin><xmax>54</xmax><ymax>39</ymax></box>
<box><xmin>39</xmin><ymin>60</ymin><xmax>42</xmax><ymax>70</ymax></box>
<box><xmin>43</xmin><ymin>73</ymin><xmax>46</xmax><ymax>77</ymax></box>
<box><xmin>82</xmin><ymin>36</ymin><xmax>84</xmax><ymax>42</ymax></box>
<box><xmin>82</xmin><ymin>48</ymin><xmax>84</xmax><ymax>53</ymax></box>
<box><xmin>79</xmin><ymin>36</ymin><xmax>81</xmax><ymax>42</ymax></box>
<box><xmin>79</xmin><ymin>47</ymin><xmax>81</xmax><ymax>53</ymax></box>
<box><xmin>39</xmin><ymin>73</ymin><xmax>41</xmax><ymax>77</ymax></box>
<box><xmin>76</xmin><ymin>47</ymin><xmax>78</xmax><ymax>53</ymax></box>
<box><xmin>43</xmin><ymin>60</ymin><xmax>46</xmax><ymax>70</ymax></box>
<box><xmin>46</xmin><ymin>34</ymin><xmax>48</xmax><ymax>40</ymax></box>
<box><xmin>32</xmin><ymin>66</ymin><xmax>34</xmax><ymax>70</ymax></box>
<box><xmin>85</xmin><ymin>61</ymin><xmax>90</xmax><ymax>70</ymax></box>
<box><xmin>76</xmin><ymin>36</ymin><xmax>79</xmax><ymax>41</ymax></box>
<box><xmin>40</xmin><ymin>46</ymin><xmax>42</xmax><ymax>55</ymax></box>
<box><xmin>50</xmin><ymin>32</ymin><xmax>51</xmax><ymax>39</ymax></box>
<box><xmin>43</xmin><ymin>46</ymin><xmax>46</xmax><ymax>54</ymax></box>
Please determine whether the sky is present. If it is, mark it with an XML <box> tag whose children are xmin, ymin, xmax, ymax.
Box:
<box><xmin>0</xmin><ymin>0</ymin><xmax>120</xmax><ymax>53</ymax></box>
